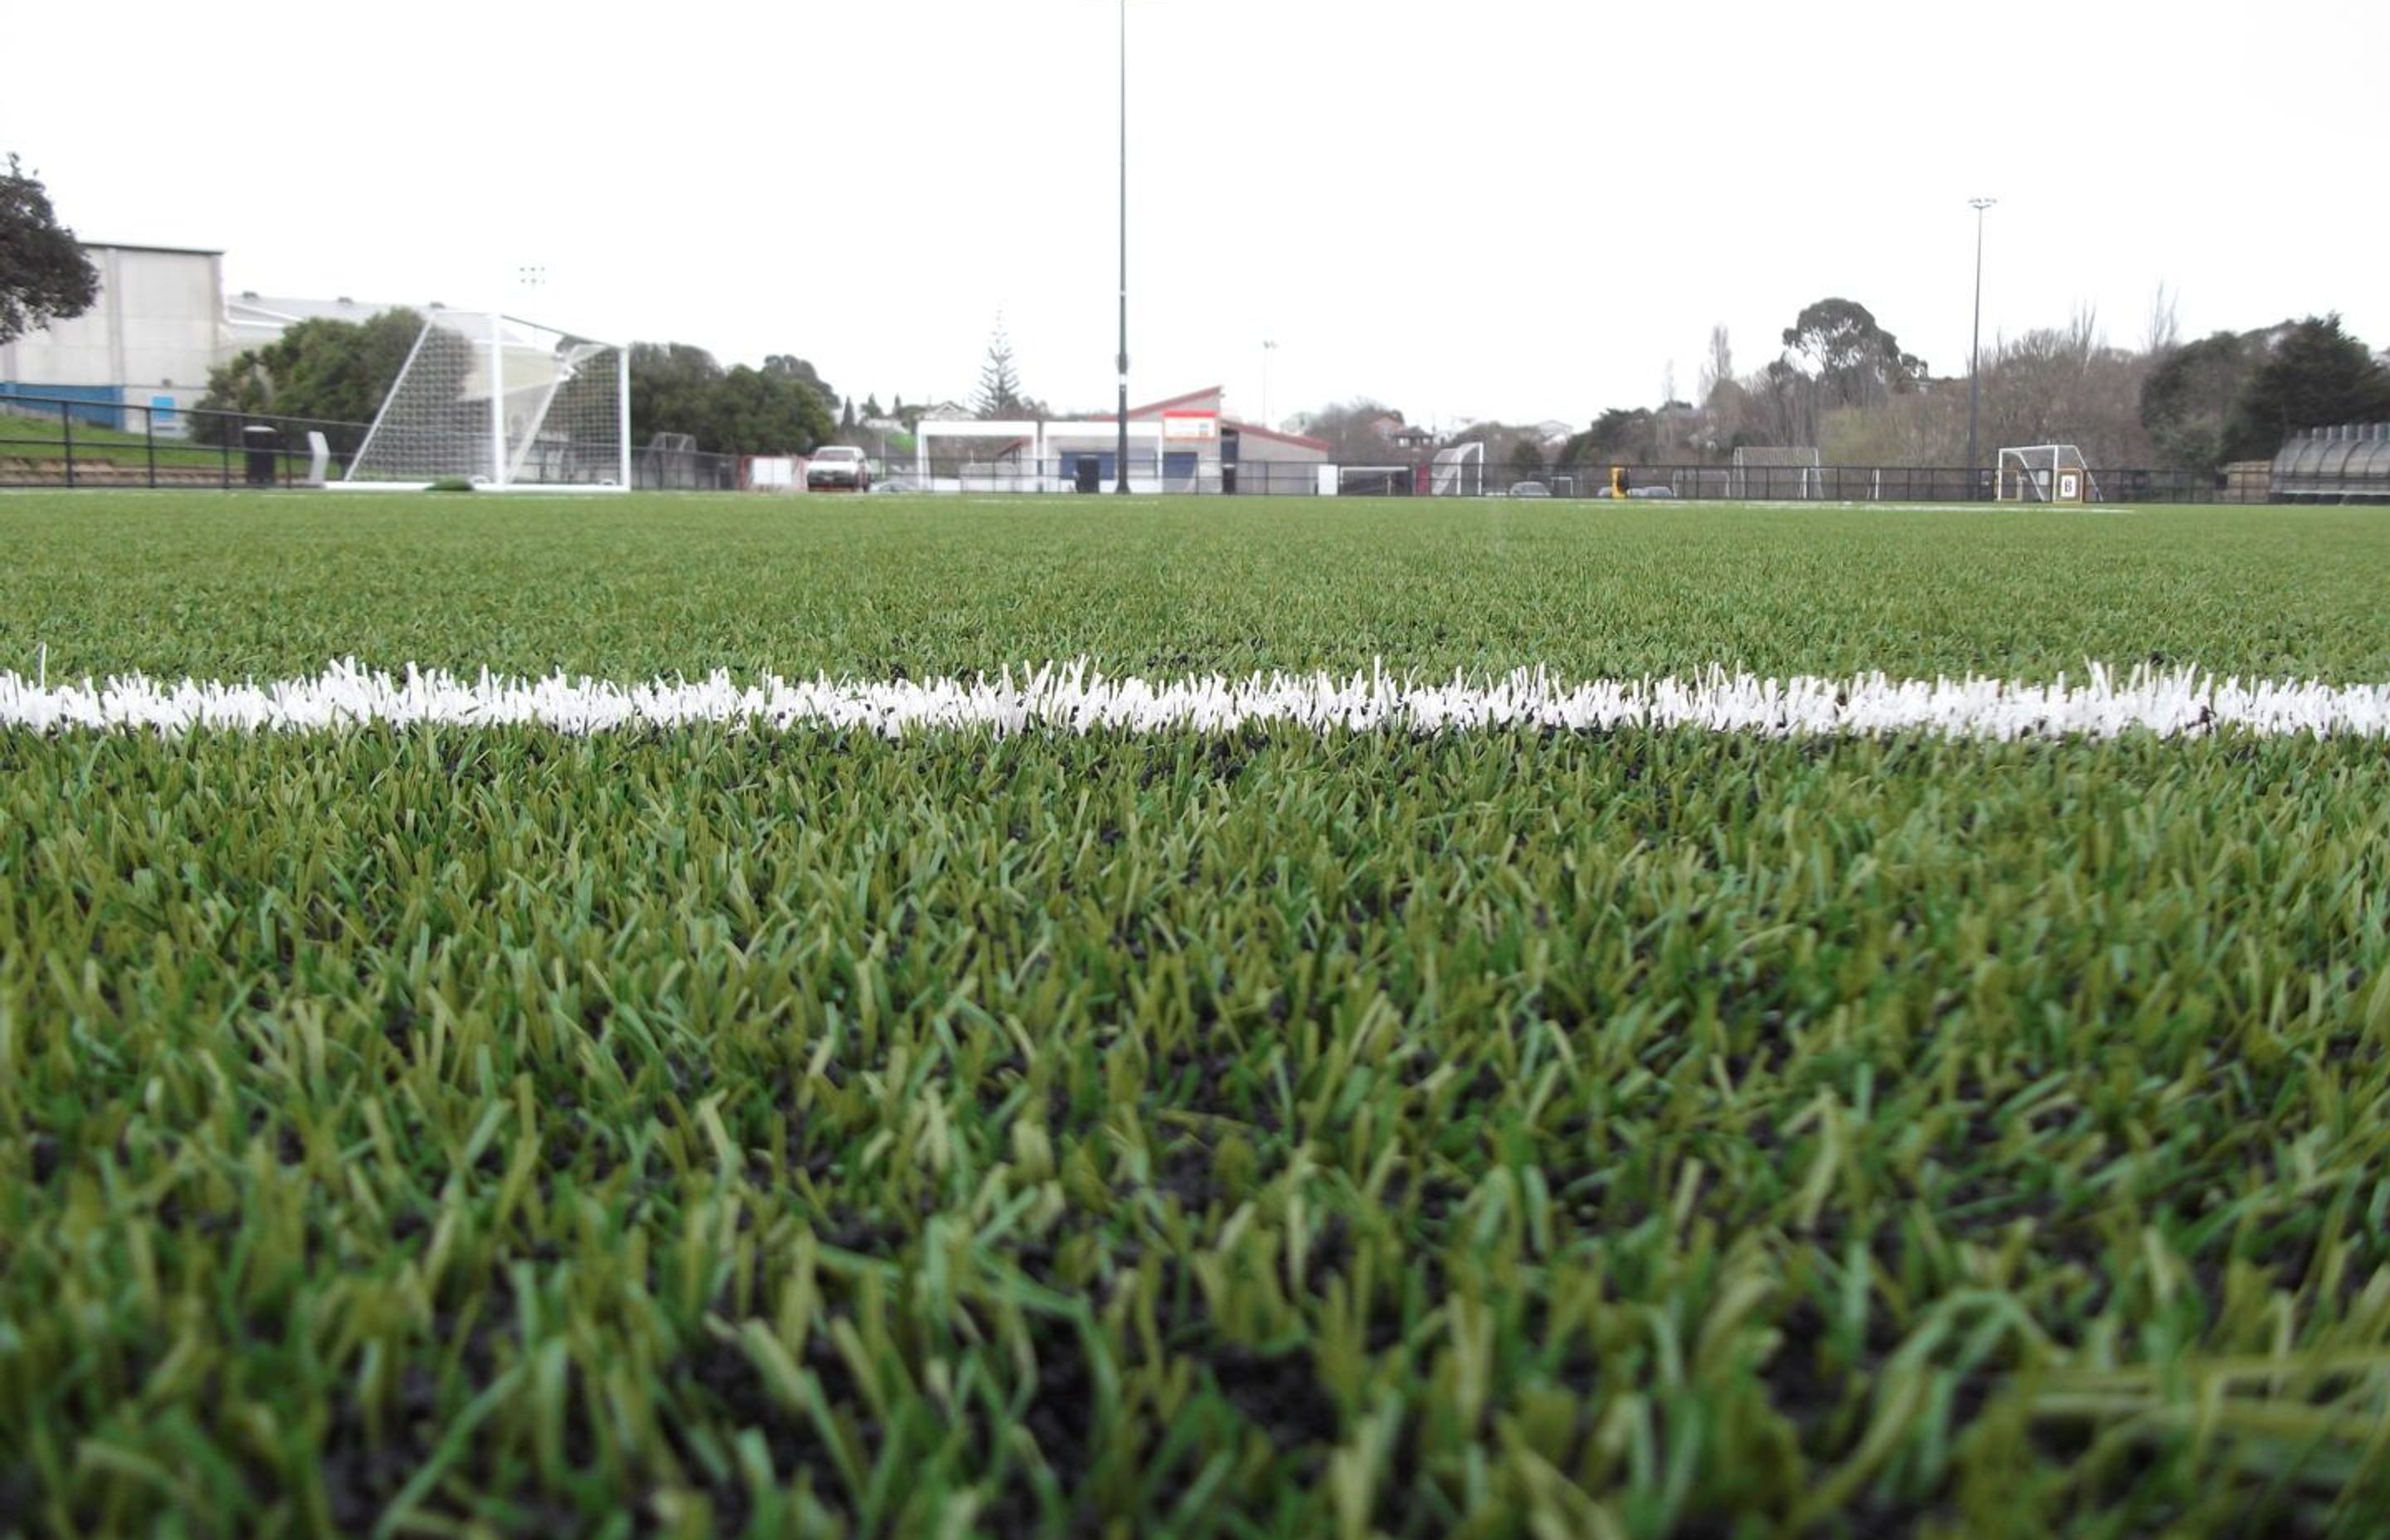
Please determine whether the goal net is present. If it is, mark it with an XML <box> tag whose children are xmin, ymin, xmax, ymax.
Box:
<box><xmin>1730</xmin><ymin>446</ymin><xmax>1822</xmax><ymax>500</ymax></box>
<box><xmin>346</xmin><ymin>312</ymin><xmax>627</xmax><ymax>490</ymax></box>
<box><xmin>1337</xmin><ymin>465</ymin><xmax>1415</xmax><ymax>496</ymax></box>
<box><xmin>1997</xmin><ymin>443</ymin><xmax>2099</xmax><ymax>503</ymax></box>
<box><xmin>1430</xmin><ymin>441</ymin><xmax>1485</xmax><ymax>496</ymax></box>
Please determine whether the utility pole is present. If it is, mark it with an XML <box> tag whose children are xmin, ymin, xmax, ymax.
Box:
<box><xmin>1966</xmin><ymin>197</ymin><xmax>1996</xmax><ymax>500</ymax></box>
<box><xmin>1261</xmin><ymin>339</ymin><xmax>1277</xmax><ymax>427</ymax></box>
<box><xmin>1115</xmin><ymin>0</ymin><xmax>1131</xmax><ymax>494</ymax></box>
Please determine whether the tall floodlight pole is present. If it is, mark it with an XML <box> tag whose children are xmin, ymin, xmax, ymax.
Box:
<box><xmin>1115</xmin><ymin>0</ymin><xmax>1132</xmax><ymax>494</ymax></box>
<box><xmin>1262</xmin><ymin>339</ymin><xmax>1277</xmax><ymax>426</ymax></box>
<box><xmin>1966</xmin><ymin>197</ymin><xmax>1995</xmax><ymax>500</ymax></box>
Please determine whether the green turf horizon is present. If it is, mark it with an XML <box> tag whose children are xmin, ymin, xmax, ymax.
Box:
<box><xmin>2</xmin><ymin>493</ymin><xmax>2386</xmax><ymax>686</ymax></box>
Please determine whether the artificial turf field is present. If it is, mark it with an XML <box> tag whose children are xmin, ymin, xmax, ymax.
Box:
<box><xmin>2</xmin><ymin>492</ymin><xmax>2388</xmax><ymax>1538</ymax></box>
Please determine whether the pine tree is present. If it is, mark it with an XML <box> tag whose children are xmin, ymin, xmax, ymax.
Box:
<box><xmin>975</xmin><ymin>319</ymin><xmax>1028</xmax><ymax>419</ymax></box>
<box><xmin>2222</xmin><ymin>316</ymin><xmax>2390</xmax><ymax>461</ymax></box>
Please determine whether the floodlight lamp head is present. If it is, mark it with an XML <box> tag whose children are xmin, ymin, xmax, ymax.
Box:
<box><xmin>1968</xmin><ymin>197</ymin><xmax>1997</xmax><ymax>212</ymax></box>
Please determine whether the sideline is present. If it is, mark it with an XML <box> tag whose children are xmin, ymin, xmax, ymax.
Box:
<box><xmin>5</xmin><ymin>660</ymin><xmax>2383</xmax><ymax>739</ymax></box>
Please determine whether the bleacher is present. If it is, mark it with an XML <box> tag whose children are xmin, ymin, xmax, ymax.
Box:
<box><xmin>2271</xmin><ymin>424</ymin><xmax>2390</xmax><ymax>504</ymax></box>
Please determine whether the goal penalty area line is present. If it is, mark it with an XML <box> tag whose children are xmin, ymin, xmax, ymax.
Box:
<box><xmin>5</xmin><ymin>662</ymin><xmax>2388</xmax><ymax>739</ymax></box>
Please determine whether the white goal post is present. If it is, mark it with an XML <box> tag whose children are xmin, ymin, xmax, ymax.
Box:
<box><xmin>1996</xmin><ymin>443</ymin><xmax>2100</xmax><ymax>503</ymax></box>
<box><xmin>345</xmin><ymin>311</ymin><xmax>629</xmax><ymax>490</ymax></box>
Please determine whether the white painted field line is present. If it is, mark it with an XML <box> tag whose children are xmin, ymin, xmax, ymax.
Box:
<box><xmin>5</xmin><ymin>661</ymin><xmax>2389</xmax><ymax>739</ymax></box>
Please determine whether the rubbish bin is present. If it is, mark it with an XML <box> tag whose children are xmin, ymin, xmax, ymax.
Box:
<box><xmin>242</xmin><ymin>424</ymin><xmax>280</xmax><ymax>487</ymax></box>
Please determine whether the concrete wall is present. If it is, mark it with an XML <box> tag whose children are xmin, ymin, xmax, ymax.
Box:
<box><xmin>0</xmin><ymin>246</ymin><xmax>228</xmax><ymax>413</ymax></box>
<box><xmin>1230</xmin><ymin>428</ymin><xmax>1327</xmax><ymax>495</ymax></box>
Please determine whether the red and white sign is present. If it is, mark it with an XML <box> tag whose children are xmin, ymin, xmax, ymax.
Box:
<box><xmin>1162</xmin><ymin>410</ymin><xmax>1220</xmax><ymax>441</ymax></box>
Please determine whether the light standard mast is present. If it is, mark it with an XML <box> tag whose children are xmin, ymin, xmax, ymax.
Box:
<box><xmin>1966</xmin><ymin>197</ymin><xmax>1996</xmax><ymax>499</ymax></box>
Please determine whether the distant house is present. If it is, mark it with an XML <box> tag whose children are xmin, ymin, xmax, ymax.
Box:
<box><xmin>1534</xmin><ymin>419</ymin><xmax>1577</xmax><ymax>446</ymax></box>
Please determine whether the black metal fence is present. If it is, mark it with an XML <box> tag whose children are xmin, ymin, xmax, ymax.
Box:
<box><xmin>0</xmin><ymin>392</ymin><xmax>369</xmax><ymax>489</ymax></box>
<box><xmin>0</xmin><ymin>391</ymin><xmax>2305</xmax><ymax>504</ymax></box>
<box><xmin>875</xmin><ymin>457</ymin><xmax>2258</xmax><ymax>504</ymax></box>
<box><xmin>0</xmin><ymin>392</ymin><xmax>768</xmax><ymax>492</ymax></box>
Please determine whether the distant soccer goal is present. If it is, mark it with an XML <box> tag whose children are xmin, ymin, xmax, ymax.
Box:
<box><xmin>1730</xmin><ymin>446</ymin><xmax>1822</xmax><ymax>500</ymax></box>
<box><xmin>1997</xmin><ymin>444</ymin><xmax>2100</xmax><ymax>503</ymax></box>
<box><xmin>346</xmin><ymin>312</ymin><xmax>628</xmax><ymax>490</ymax></box>
<box><xmin>1429</xmin><ymin>441</ymin><xmax>1485</xmax><ymax>496</ymax></box>
<box><xmin>1337</xmin><ymin>465</ymin><xmax>1415</xmax><ymax>496</ymax></box>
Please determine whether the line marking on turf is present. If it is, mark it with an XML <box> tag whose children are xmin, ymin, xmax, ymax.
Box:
<box><xmin>4</xmin><ymin>661</ymin><xmax>2388</xmax><ymax>738</ymax></box>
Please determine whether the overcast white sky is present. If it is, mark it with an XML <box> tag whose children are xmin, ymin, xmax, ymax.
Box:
<box><xmin>8</xmin><ymin>0</ymin><xmax>2384</xmax><ymax>429</ymax></box>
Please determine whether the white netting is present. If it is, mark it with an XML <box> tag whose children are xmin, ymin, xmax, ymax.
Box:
<box><xmin>1997</xmin><ymin>444</ymin><xmax>2097</xmax><ymax>502</ymax></box>
<box><xmin>1430</xmin><ymin>442</ymin><xmax>1484</xmax><ymax>496</ymax></box>
<box><xmin>349</xmin><ymin>313</ymin><xmax>624</xmax><ymax>488</ymax></box>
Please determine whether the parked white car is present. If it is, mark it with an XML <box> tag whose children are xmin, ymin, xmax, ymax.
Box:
<box><xmin>805</xmin><ymin>446</ymin><xmax>872</xmax><ymax>491</ymax></box>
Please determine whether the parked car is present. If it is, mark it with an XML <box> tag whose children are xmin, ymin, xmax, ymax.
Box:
<box><xmin>1507</xmin><ymin>480</ymin><xmax>1551</xmax><ymax>498</ymax></box>
<box><xmin>806</xmin><ymin>446</ymin><xmax>871</xmax><ymax>491</ymax></box>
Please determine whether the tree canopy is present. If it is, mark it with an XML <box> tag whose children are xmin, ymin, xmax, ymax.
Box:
<box><xmin>1559</xmin><ymin>407</ymin><xmax>1656</xmax><ymax>466</ymax></box>
<box><xmin>2138</xmin><ymin>317</ymin><xmax>2390</xmax><ymax>467</ymax></box>
<box><xmin>190</xmin><ymin>309</ymin><xmax>425</xmax><ymax>451</ymax></box>
<box><xmin>2222</xmin><ymin>316</ymin><xmax>2390</xmax><ymax>462</ymax></box>
<box><xmin>1781</xmin><ymin>298</ymin><xmax>1926</xmax><ymax>411</ymax></box>
<box><xmin>2139</xmin><ymin>331</ymin><xmax>2256</xmax><ymax>470</ymax></box>
<box><xmin>629</xmin><ymin>344</ymin><xmax>834</xmax><ymax>454</ymax></box>
<box><xmin>0</xmin><ymin>154</ymin><xmax>100</xmax><ymax>346</ymax></box>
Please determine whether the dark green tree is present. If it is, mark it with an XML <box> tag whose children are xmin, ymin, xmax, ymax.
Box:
<box><xmin>1561</xmin><ymin>407</ymin><xmax>1655</xmax><ymax>465</ymax></box>
<box><xmin>701</xmin><ymin>364</ymin><xmax>834</xmax><ymax>455</ymax></box>
<box><xmin>0</xmin><ymin>154</ymin><xmax>99</xmax><ymax>346</ymax></box>
<box><xmin>2139</xmin><ymin>330</ymin><xmax>2256</xmax><ymax>470</ymax></box>
<box><xmin>2222</xmin><ymin>316</ymin><xmax>2390</xmax><ymax>461</ymax></box>
<box><xmin>189</xmin><ymin>309</ymin><xmax>424</xmax><ymax>451</ymax></box>
<box><xmin>1507</xmin><ymin>437</ymin><xmax>1547</xmax><ymax>481</ymax></box>
<box><xmin>861</xmin><ymin>393</ymin><xmax>884</xmax><ymax>421</ymax></box>
<box><xmin>759</xmin><ymin>354</ymin><xmax>836</xmax><ymax>422</ymax></box>
<box><xmin>629</xmin><ymin>343</ymin><xmax>727</xmax><ymax>446</ymax></box>
<box><xmin>1781</xmin><ymin>298</ymin><xmax>1925</xmax><ymax>410</ymax></box>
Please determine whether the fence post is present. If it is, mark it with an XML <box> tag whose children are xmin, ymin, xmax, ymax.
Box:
<box><xmin>61</xmin><ymin>401</ymin><xmax>76</xmax><ymax>489</ymax></box>
<box><xmin>145</xmin><ymin>402</ymin><xmax>159</xmax><ymax>488</ymax></box>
